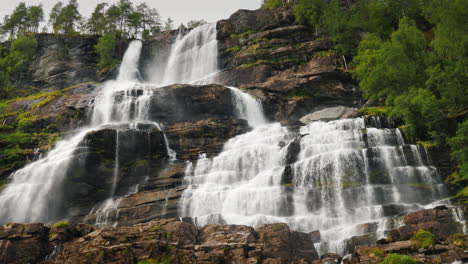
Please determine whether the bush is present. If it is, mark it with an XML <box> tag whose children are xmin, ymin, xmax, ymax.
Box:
<box><xmin>95</xmin><ymin>34</ymin><xmax>116</xmax><ymax>68</ymax></box>
<box><xmin>262</xmin><ymin>0</ymin><xmax>288</xmax><ymax>9</ymax></box>
<box><xmin>381</xmin><ymin>254</ymin><xmax>417</xmax><ymax>264</ymax></box>
<box><xmin>411</xmin><ymin>229</ymin><xmax>435</xmax><ymax>249</ymax></box>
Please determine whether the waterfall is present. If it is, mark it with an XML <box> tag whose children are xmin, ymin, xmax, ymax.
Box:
<box><xmin>180</xmin><ymin>118</ymin><xmax>448</xmax><ymax>255</ymax></box>
<box><xmin>0</xmin><ymin>40</ymin><xmax>173</xmax><ymax>224</ymax></box>
<box><xmin>150</xmin><ymin>24</ymin><xmax>219</xmax><ymax>86</ymax></box>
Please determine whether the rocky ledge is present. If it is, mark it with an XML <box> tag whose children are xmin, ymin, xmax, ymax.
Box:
<box><xmin>0</xmin><ymin>206</ymin><xmax>466</xmax><ymax>264</ymax></box>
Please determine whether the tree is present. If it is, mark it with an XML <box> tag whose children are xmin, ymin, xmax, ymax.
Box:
<box><xmin>262</xmin><ymin>0</ymin><xmax>289</xmax><ymax>8</ymax></box>
<box><xmin>26</xmin><ymin>5</ymin><xmax>44</xmax><ymax>33</ymax></box>
<box><xmin>353</xmin><ymin>18</ymin><xmax>428</xmax><ymax>103</ymax></box>
<box><xmin>2</xmin><ymin>2</ymin><xmax>29</xmax><ymax>36</ymax></box>
<box><xmin>105</xmin><ymin>5</ymin><xmax>121</xmax><ymax>36</ymax></box>
<box><xmin>164</xmin><ymin>18</ymin><xmax>173</xmax><ymax>31</ymax></box>
<box><xmin>87</xmin><ymin>2</ymin><xmax>108</xmax><ymax>35</ymax></box>
<box><xmin>59</xmin><ymin>0</ymin><xmax>82</xmax><ymax>35</ymax></box>
<box><xmin>49</xmin><ymin>1</ymin><xmax>64</xmax><ymax>34</ymax></box>
<box><xmin>0</xmin><ymin>35</ymin><xmax>37</xmax><ymax>97</ymax></box>
<box><xmin>128</xmin><ymin>11</ymin><xmax>143</xmax><ymax>37</ymax></box>
<box><xmin>293</xmin><ymin>0</ymin><xmax>326</xmax><ymax>35</ymax></box>
<box><xmin>95</xmin><ymin>34</ymin><xmax>116</xmax><ymax>68</ymax></box>
<box><xmin>322</xmin><ymin>0</ymin><xmax>360</xmax><ymax>56</ymax></box>
<box><xmin>137</xmin><ymin>3</ymin><xmax>161</xmax><ymax>39</ymax></box>
<box><xmin>187</xmin><ymin>20</ymin><xmax>207</xmax><ymax>29</ymax></box>
<box><xmin>117</xmin><ymin>0</ymin><xmax>133</xmax><ymax>37</ymax></box>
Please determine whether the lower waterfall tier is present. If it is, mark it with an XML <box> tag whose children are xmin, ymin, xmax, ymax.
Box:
<box><xmin>180</xmin><ymin>118</ymin><xmax>450</xmax><ymax>255</ymax></box>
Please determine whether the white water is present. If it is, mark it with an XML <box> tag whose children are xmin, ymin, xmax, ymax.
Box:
<box><xmin>151</xmin><ymin>24</ymin><xmax>219</xmax><ymax>86</ymax></box>
<box><xmin>173</xmin><ymin>25</ymin><xmax>449</xmax><ymax>255</ymax></box>
<box><xmin>0</xmin><ymin>41</ymin><xmax>173</xmax><ymax>224</ymax></box>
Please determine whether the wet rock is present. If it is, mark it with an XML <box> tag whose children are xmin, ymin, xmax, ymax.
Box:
<box><xmin>0</xmin><ymin>223</ymin><xmax>50</xmax><ymax>264</ymax></box>
<box><xmin>148</xmin><ymin>84</ymin><xmax>237</xmax><ymax>124</ymax></box>
<box><xmin>389</xmin><ymin>207</ymin><xmax>463</xmax><ymax>241</ymax></box>
<box><xmin>166</xmin><ymin>118</ymin><xmax>250</xmax><ymax>160</ymax></box>
<box><xmin>310</xmin><ymin>230</ymin><xmax>321</xmax><ymax>243</ymax></box>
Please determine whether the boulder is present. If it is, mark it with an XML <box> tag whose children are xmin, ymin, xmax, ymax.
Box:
<box><xmin>300</xmin><ymin>106</ymin><xmax>359</xmax><ymax>124</ymax></box>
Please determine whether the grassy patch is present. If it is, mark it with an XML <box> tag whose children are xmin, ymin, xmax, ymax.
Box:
<box><xmin>227</xmin><ymin>46</ymin><xmax>241</xmax><ymax>53</ymax></box>
<box><xmin>411</xmin><ymin>229</ymin><xmax>435</xmax><ymax>249</ymax></box>
<box><xmin>417</xmin><ymin>141</ymin><xmax>436</xmax><ymax>149</ymax></box>
<box><xmin>381</xmin><ymin>254</ymin><xmax>417</xmax><ymax>264</ymax></box>
<box><xmin>52</xmin><ymin>221</ymin><xmax>69</xmax><ymax>229</ymax></box>
<box><xmin>312</xmin><ymin>50</ymin><xmax>336</xmax><ymax>58</ymax></box>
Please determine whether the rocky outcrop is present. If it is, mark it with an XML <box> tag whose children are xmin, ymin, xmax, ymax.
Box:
<box><xmin>215</xmin><ymin>8</ymin><xmax>361</xmax><ymax>124</ymax></box>
<box><xmin>148</xmin><ymin>84</ymin><xmax>238</xmax><ymax>124</ymax></box>
<box><xmin>166</xmin><ymin>118</ymin><xmax>250</xmax><ymax>160</ymax></box>
<box><xmin>0</xmin><ymin>223</ymin><xmax>50</xmax><ymax>264</ymax></box>
<box><xmin>0</xmin><ymin>219</ymin><xmax>320</xmax><ymax>264</ymax></box>
<box><xmin>1</xmin><ymin>207</ymin><xmax>466</xmax><ymax>264</ymax></box>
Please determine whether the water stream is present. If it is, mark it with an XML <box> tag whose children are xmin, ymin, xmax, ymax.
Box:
<box><xmin>0</xmin><ymin>22</ymin><xmax>460</xmax><ymax>256</ymax></box>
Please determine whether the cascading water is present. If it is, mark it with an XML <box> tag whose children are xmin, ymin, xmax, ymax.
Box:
<box><xmin>0</xmin><ymin>41</ymin><xmax>174</xmax><ymax>224</ymax></box>
<box><xmin>150</xmin><ymin>24</ymin><xmax>219</xmax><ymax>86</ymax></box>
<box><xmin>173</xmin><ymin>25</ymin><xmax>451</xmax><ymax>256</ymax></box>
<box><xmin>181</xmin><ymin>116</ymin><xmax>449</xmax><ymax>255</ymax></box>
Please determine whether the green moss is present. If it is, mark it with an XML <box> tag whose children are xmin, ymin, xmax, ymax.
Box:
<box><xmin>0</xmin><ymin>101</ymin><xmax>8</xmax><ymax>114</ymax></box>
<box><xmin>362</xmin><ymin>247</ymin><xmax>384</xmax><ymax>259</ymax></box>
<box><xmin>417</xmin><ymin>141</ymin><xmax>436</xmax><ymax>149</ymax></box>
<box><xmin>138</xmin><ymin>256</ymin><xmax>174</xmax><ymax>264</ymax></box>
<box><xmin>52</xmin><ymin>221</ymin><xmax>69</xmax><ymax>229</ymax></box>
<box><xmin>411</xmin><ymin>229</ymin><xmax>435</xmax><ymax>249</ymax></box>
<box><xmin>358</xmin><ymin>107</ymin><xmax>390</xmax><ymax>117</ymax></box>
<box><xmin>404</xmin><ymin>183</ymin><xmax>432</xmax><ymax>189</ymax></box>
<box><xmin>165</xmin><ymin>231</ymin><xmax>172</xmax><ymax>241</ymax></box>
<box><xmin>150</xmin><ymin>225</ymin><xmax>162</xmax><ymax>232</ymax></box>
<box><xmin>381</xmin><ymin>254</ymin><xmax>417</xmax><ymax>264</ymax></box>
<box><xmin>227</xmin><ymin>46</ymin><xmax>241</xmax><ymax>53</ymax></box>
<box><xmin>312</xmin><ymin>50</ymin><xmax>336</xmax><ymax>58</ymax></box>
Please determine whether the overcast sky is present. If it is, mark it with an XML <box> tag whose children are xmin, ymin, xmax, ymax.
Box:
<box><xmin>0</xmin><ymin>0</ymin><xmax>262</xmax><ymax>27</ymax></box>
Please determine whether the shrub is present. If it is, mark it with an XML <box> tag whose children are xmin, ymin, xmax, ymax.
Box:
<box><xmin>381</xmin><ymin>254</ymin><xmax>417</xmax><ymax>264</ymax></box>
<box><xmin>262</xmin><ymin>0</ymin><xmax>288</xmax><ymax>9</ymax></box>
<box><xmin>411</xmin><ymin>229</ymin><xmax>435</xmax><ymax>249</ymax></box>
<box><xmin>95</xmin><ymin>34</ymin><xmax>116</xmax><ymax>68</ymax></box>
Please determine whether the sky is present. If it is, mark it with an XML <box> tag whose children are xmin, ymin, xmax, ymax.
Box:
<box><xmin>0</xmin><ymin>0</ymin><xmax>263</xmax><ymax>27</ymax></box>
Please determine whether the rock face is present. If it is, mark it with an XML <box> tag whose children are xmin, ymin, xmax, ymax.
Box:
<box><xmin>1</xmin><ymin>207</ymin><xmax>466</xmax><ymax>264</ymax></box>
<box><xmin>0</xmin><ymin>219</ymin><xmax>319</xmax><ymax>264</ymax></box>
<box><xmin>215</xmin><ymin>8</ymin><xmax>361</xmax><ymax>124</ymax></box>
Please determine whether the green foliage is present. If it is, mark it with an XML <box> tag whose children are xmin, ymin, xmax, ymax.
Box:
<box><xmin>262</xmin><ymin>0</ymin><xmax>289</xmax><ymax>9</ymax></box>
<box><xmin>358</xmin><ymin>107</ymin><xmax>389</xmax><ymax>117</ymax></box>
<box><xmin>411</xmin><ymin>229</ymin><xmax>435</xmax><ymax>249</ymax></box>
<box><xmin>0</xmin><ymin>35</ymin><xmax>37</xmax><ymax>99</ymax></box>
<box><xmin>294</xmin><ymin>0</ymin><xmax>325</xmax><ymax>28</ymax></box>
<box><xmin>381</xmin><ymin>254</ymin><xmax>417</xmax><ymax>264</ymax></box>
<box><xmin>52</xmin><ymin>221</ymin><xmax>69</xmax><ymax>229</ymax></box>
<box><xmin>354</xmin><ymin>18</ymin><xmax>428</xmax><ymax>103</ymax></box>
<box><xmin>447</xmin><ymin>120</ymin><xmax>468</xmax><ymax>203</ymax></box>
<box><xmin>95</xmin><ymin>34</ymin><xmax>116</xmax><ymax>68</ymax></box>
<box><xmin>1</xmin><ymin>3</ymin><xmax>44</xmax><ymax>36</ymax></box>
